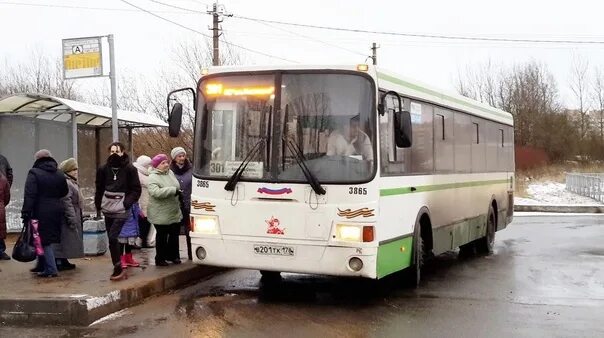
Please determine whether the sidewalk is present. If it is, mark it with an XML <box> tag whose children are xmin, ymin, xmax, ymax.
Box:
<box><xmin>0</xmin><ymin>235</ymin><xmax>219</xmax><ymax>326</ymax></box>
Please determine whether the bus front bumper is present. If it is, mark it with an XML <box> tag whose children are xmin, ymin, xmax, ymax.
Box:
<box><xmin>190</xmin><ymin>237</ymin><xmax>378</xmax><ymax>279</ymax></box>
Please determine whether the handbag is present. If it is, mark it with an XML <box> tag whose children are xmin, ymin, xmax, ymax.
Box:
<box><xmin>101</xmin><ymin>191</ymin><xmax>127</xmax><ymax>218</ymax></box>
<box><xmin>12</xmin><ymin>220</ymin><xmax>37</xmax><ymax>262</ymax></box>
<box><xmin>119</xmin><ymin>204</ymin><xmax>140</xmax><ymax>239</ymax></box>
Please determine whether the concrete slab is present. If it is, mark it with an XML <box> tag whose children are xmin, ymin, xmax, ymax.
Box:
<box><xmin>0</xmin><ymin>235</ymin><xmax>219</xmax><ymax>326</ymax></box>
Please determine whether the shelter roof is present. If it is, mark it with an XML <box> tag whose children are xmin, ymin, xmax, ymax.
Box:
<box><xmin>0</xmin><ymin>93</ymin><xmax>167</xmax><ymax>128</ymax></box>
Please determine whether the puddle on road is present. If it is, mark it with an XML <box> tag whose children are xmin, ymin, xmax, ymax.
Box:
<box><xmin>582</xmin><ymin>249</ymin><xmax>604</xmax><ymax>256</ymax></box>
<box><xmin>566</xmin><ymin>224</ymin><xmax>599</xmax><ymax>230</ymax></box>
<box><xmin>177</xmin><ymin>250</ymin><xmax>498</xmax><ymax>313</ymax></box>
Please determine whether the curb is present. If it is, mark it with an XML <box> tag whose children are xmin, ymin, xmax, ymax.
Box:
<box><xmin>0</xmin><ymin>265</ymin><xmax>221</xmax><ymax>326</ymax></box>
<box><xmin>514</xmin><ymin>204</ymin><xmax>604</xmax><ymax>213</ymax></box>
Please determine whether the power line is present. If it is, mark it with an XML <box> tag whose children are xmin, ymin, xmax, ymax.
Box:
<box><xmin>0</xmin><ymin>1</ymin><xmax>191</xmax><ymax>14</ymax></box>
<box><xmin>118</xmin><ymin>0</ymin><xmax>298</xmax><ymax>63</ymax></box>
<box><xmin>250</xmin><ymin>19</ymin><xmax>368</xmax><ymax>58</ymax></box>
<box><xmin>5</xmin><ymin>1</ymin><xmax>604</xmax><ymax>46</ymax></box>
<box><xmin>145</xmin><ymin>3</ymin><xmax>604</xmax><ymax>46</ymax></box>
<box><xmin>148</xmin><ymin>0</ymin><xmax>206</xmax><ymax>13</ymax></box>
<box><xmin>231</xmin><ymin>14</ymin><xmax>604</xmax><ymax>45</ymax></box>
<box><xmin>150</xmin><ymin>0</ymin><xmax>369</xmax><ymax>58</ymax></box>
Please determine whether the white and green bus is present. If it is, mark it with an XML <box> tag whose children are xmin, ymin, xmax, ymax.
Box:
<box><xmin>167</xmin><ymin>64</ymin><xmax>514</xmax><ymax>285</ymax></box>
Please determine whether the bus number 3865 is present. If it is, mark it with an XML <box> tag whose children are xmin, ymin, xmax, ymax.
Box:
<box><xmin>349</xmin><ymin>187</ymin><xmax>368</xmax><ymax>195</ymax></box>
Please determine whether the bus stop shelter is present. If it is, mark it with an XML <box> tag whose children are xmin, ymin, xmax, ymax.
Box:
<box><xmin>0</xmin><ymin>93</ymin><xmax>167</xmax><ymax>232</ymax></box>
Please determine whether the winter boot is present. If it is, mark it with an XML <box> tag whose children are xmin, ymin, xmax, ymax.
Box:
<box><xmin>110</xmin><ymin>264</ymin><xmax>128</xmax><ymax>281</ymax></box>
<box><xmin>120</xmin><ymin>255</ymin><xmax>128</xmax><ymax>269</ymax></box>
<box><xmin>125</xmin><ymin>253</ymin><xmax>140</xmax><ymax>267</ymax></box>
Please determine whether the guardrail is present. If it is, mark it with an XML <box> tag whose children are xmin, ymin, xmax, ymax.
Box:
<box><xmin>566</xmin><ymin>173</ymin><xmax>604</xmax><ymax>202</ymax></box>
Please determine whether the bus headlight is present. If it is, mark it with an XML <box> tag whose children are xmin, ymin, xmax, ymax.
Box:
<box><xmin>191</xmin><ymin>215</ymin><xmax>219</xmax><ymax>234</ymax></box>
<box><xmin>335</xmin><ymin>224</ymin><xmax>374</xmax><ymax>242</ymax></box>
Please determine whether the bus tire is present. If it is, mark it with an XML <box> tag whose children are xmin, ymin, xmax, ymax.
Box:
<box><xmin>260</xmin><ymin>270</ymin><xmax>281</xmax><ymax>280</ymax></box>
<box><xmin>404</xmin><ymin>224</ymin><xmax>424</xmax><ymax>288</ymax></box>
<box><xmin>458</xmin><ymin>241</ymin><xmax>475</xmax><ymax>258</ymax></box>
<box><xmin>476</xmin><ymin>205</ymin><xmax>496</xmax><ymax>255</ymax></box>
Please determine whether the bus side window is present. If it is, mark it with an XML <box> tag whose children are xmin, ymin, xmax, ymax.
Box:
<box><xmin>379</xmin><ymin>92</ymin><xmax>406</xmax><ymax>174</ymax></box>
<box><xmin>434</xmin><ymin>109</ymin><xmax>454</xmax><ymax>172</ymax></box>
<box><xmin>471</xmin><ymin>119</ymin><xmax>486</xmax><ymax>172</ymax></box>
<box><xmin>454</xmin><ymin>112</ymin><xmax>472</xmax><ymax>173</ymax></box>
<box><xmin>410</xmin><ymin>101</ymin><xmax>433</xmax><ymax>174</ymax></box>
<box><xmin>486</xmin><ymin>121</ymin><xmax>499</xmax><ymax>172</ymax></box>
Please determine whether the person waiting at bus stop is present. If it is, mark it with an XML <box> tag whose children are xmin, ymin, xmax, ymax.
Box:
<box><xmin>23</xmin><ymin>149</ymin><xmax>69</xmax><ymax>277</ymax></box>
<box><xmin>170</xmin><ymin>147</ymin><xmax>193</xmax><ymax>261</ymax></box>
<box><xmin>0</xmin><ymin>171</ymin><xmax>10</xmax><ymax>262</ymax></box>
<box><xmin>53</xmin><ymin>158</ymin><xmax>84</xmax><ymax>271</ymax></box>
<box><xmin>0</xmin><ymin>152</ymin><xmax>13</xmax><ymax>188</ymax></box>
<box><xmin>148</xmin><ymin>154</ymin><xmax>183</xmax><ymax>266</ymax></box>
<box><xmin>95</xmin><ymin>142</ymin><xmax>141</xmax><ymax>281</ymax></box>
<box><xmin>133</xmin><ymin>155</ymin><xmax>154</xmax><ymax>248</ymax></box>
<box><xmin>326</xmin><ymin>114</ymin><xmax>373</xmax><ymax>162</ymax></box>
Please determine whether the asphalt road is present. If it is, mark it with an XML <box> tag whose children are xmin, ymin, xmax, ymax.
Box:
<box><xmin>3</xmin><ymin>214</ymin><xmax>604</xmax><ymax>338</ymax></box>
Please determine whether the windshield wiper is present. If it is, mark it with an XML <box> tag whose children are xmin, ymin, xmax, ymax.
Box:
<box><xmin>224</xmin><ymin>138</ymin><xmax>264</xmax><ymax>191</ymax></box>
<box><xmin>283</xmin><ymin>137</ymin><xmax>326</xmax><ymax>195</ymax></box>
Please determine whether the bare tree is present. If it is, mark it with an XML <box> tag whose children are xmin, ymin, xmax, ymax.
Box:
<box><xmin>172</xmin><ymin>36</ymin><xmax>243</xmax><ymax>86</ymax></box>
<box><xmin>592</xmin><ymin>67</ymin><xmax>604</xmax><ymax>142</ymax></box>
<box><xmin>456</xmin><ymin>60</ymin><xmax>572</xmax><ymax>161</ymax></box>
<box><xmin>455</xmin><ymin>60</ymin><xmax>499</xmax><ymax>107</ymax></box>
<box><xmin>569</xmin><ymin>55</ymin><xmax>590</xmax><ymax>141</ymax></box>
<box><xmin>0</xmin><ymin>50</ymin><xmax>80</xmax><ymax>99</ymax></box>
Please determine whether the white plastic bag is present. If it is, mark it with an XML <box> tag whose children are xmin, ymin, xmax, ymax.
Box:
<box><xmin>147</xmin><ymin>223</ymin><xmax>156</xmax><ymax>246</ymax></box>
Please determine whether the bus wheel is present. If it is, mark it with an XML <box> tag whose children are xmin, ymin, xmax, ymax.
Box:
<box><xmin>259</xmin><ymin>270</ymin><xmax>281</xmax><ymax>280</ymax></box>
<box><xmin>405</xmin><ymin>229</ymin><xmax>424</xmax><ymax>288</ymax></box>
<box><xmin>476</xmin><ymin>205</ymin><xmax>496</xmax><ymax>255</ymax></box>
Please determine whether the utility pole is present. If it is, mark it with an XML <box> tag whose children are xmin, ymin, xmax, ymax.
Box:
<box><xmin>370</xmin><ymin>43</ymin><xmax>379</xmax><ymax>66</ymax></box>
<box><xmin>209</xmin><ymin>1</ymin><xmax>222</xmax><ymax>66</ymax></box>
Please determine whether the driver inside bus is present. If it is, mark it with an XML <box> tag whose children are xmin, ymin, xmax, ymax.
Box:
<box><xmin>326</xmin><ymin>115</ymin><xmax>373</xmax><ymax>162</ymax></box>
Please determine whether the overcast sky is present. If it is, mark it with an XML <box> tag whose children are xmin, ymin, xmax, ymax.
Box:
<box><xmin>1</xmin><ymin>0</ymin><xmax>604</xmax><ymax>108</ymax></box>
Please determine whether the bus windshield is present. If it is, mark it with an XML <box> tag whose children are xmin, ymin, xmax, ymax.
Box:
<box><xmin>194</xmin><ymin>72</ymin><xmax>376</xmax><ymax>184</ymax></box>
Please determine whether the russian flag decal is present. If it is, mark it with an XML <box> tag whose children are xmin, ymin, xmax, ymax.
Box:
<box><xmin>257</xmin><ymin>187</ymin><xmax>293</xmax><ymax>195</ymax></box>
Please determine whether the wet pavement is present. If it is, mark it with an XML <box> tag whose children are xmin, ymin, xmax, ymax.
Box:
<box><xmin>0</xmin><ymin>237</ymin><xmax>215</xmax><ymax>326</ymax></box>
<box><xmin>2</xmin><ymin>214</ymin><xmax>603</xmax><ymax>337</ymax></box>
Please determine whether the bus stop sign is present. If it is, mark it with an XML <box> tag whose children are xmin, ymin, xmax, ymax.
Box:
<box><xmin>62</xmin><ymin>37</ymin><xmax>103</xmax><ymax>79</ymax></box>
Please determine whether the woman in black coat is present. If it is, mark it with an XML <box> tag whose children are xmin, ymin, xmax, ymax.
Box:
<box><xmin>21</xmin><ymin>150</ymin><xmax>68</xmax><ymax>277</ymax></box>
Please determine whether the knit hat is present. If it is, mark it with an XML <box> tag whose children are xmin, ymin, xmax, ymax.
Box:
<box><xmin>136</xmin><ymin>155</ymin><xmax>152</xmax><ymax>169</ymax></box>
<box><xmin>34</xmin><ymin>149</ymin><xmax>52</xmax><ymax>160</ymax></box>
<box><xmin>59</xmin><ymin>158</ymin><xmax>78</xmax><ymax>173</ymax></box>
<box><xmin>151</xmin><ymin>154</ymin><xmax>169</xmax><ymax>168</ymax></box>
<box><xmin>171</xmin><ymin>147</ymin><xmax>186</xmax><ymax>160</ymax></box>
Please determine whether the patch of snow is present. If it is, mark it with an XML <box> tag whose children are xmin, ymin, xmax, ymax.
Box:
<box><xmin>515</xmin><ymin>181</ymin><xmax>603</xmax><ymax>206</ymax></box>
<box><xmin>85</xmin><ymin>290</ymin><xmax>121</xmax><ymax>311</ymax></box>
<box><xmin>515</xmin><ymin>197</ymin><xmax>539</xmax><ymax>205</ymax></box>
<box><xmin>89</xmin><ymin>309</ymin><xmax>130</xmax><ymax>326</ymax></box>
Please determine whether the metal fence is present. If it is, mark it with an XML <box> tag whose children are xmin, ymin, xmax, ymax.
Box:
<box><xmin>566</xmin><ymin>173</ymin><xmax>604</xmax><ymax>202</ymax></box>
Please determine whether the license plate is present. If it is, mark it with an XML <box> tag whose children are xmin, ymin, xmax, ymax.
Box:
<box><xmin>253</xmin><ymin>244</ymin><xmax>295</xmax><ymax>256</ymax></box>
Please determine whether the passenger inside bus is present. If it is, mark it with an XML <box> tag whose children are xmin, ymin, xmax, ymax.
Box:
<box><xmin>326</xmin><ymin>115</ymin><xmax>373</xmax><ymax>162</ymax></box>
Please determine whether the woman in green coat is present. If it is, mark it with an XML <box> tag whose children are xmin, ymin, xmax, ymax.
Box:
<box><xmin>148</xmin><ymin>154</ymin><xmax>182</xmax><ymax>266</ymax></box>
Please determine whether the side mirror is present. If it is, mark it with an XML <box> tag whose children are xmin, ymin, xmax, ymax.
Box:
<box><xmin>166</xmin><ymin>87</ymin><xmax>196</xmax><ymax>138</ymax></box>
<box><xmin>394</xmin><ymin>110</ymin><xmax>412</xmax><ymax>148</ymax></box>
<box><xmin>168</xmin><ymin>103</ymin><xmax>183</xmax><ymax>137</ymax></box>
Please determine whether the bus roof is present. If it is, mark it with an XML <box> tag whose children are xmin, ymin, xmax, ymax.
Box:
<box><xmin>376</xmin><ymin>69</ymin><xmax>513</xmax><ymax>126</ymax></box>
<box><xmin>203</xmin><ymin>64</ymin><xmax>514</xmax><ymax>126</ymax></box>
